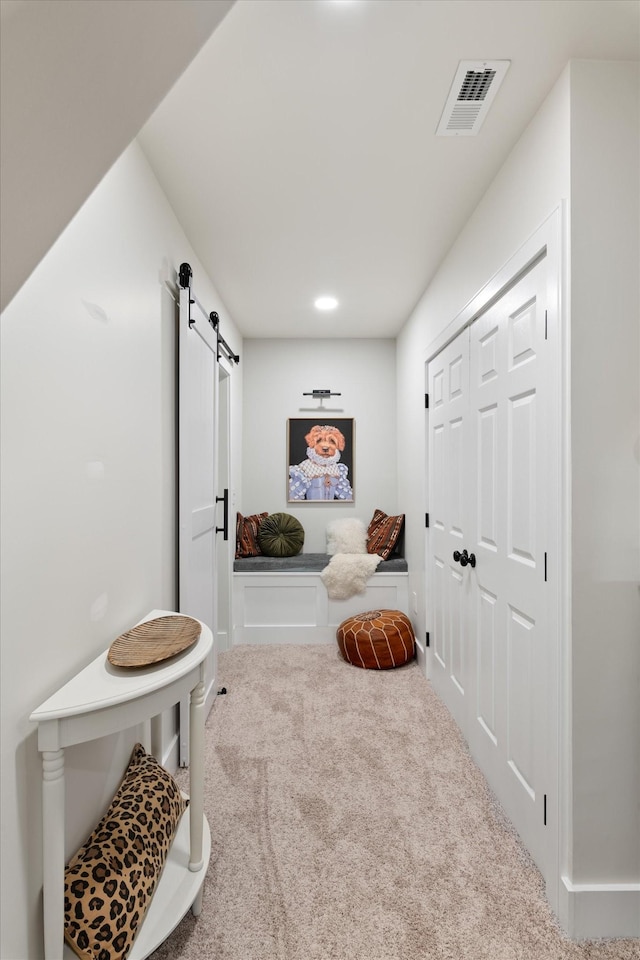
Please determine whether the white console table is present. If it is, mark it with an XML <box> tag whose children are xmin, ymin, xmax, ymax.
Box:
<box><xmin>30</xmin><ymin>610</ymin><xmax>213</xmax><ymax>960</ymax></box>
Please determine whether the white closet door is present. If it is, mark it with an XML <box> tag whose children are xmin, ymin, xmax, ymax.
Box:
<box><xmin>427</xmin><ymin>253</ymin><xmax>555</xmax><ymax>886</ymax></box>
<box><xmin>427</xmin><ymin>334</ymin><xmax>472</xmax><ymax>733</ymax></box>
<box><xmin>467</xmin><ymin>256</ymin><xmax>551</xmax><ymax>874</ymax></box>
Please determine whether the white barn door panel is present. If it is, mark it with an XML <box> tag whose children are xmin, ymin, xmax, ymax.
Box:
<box><xmin>178</xmin><ymin>284</ymin><xmax>219</xmax><ymax>765</ymax></box>
<box><xmin>427</xmin><ymin>250</ymin><xmax>558</xmax><ymax>897</ymax></box>
<box><xmin>215</xmin><ymin>363</ymin><xmax>232</xmax><ymax>655</ymax></box>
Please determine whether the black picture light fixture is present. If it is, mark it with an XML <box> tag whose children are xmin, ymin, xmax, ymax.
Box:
<box><xmin>302</xmin><ymin>389</ymin><xmax>342</xmax><ymax>398</ymax></box>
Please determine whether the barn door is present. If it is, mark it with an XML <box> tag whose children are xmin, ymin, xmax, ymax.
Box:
<box><xmin>215</xmin><ymin>361</ymin><xmax>232</xmax><ymax>656</ymax></box>
<box><xmin>427</xmin><ymin>251</ymin><xmax>557</xmax><ymax>891</ymax></box>
<box><xmin>178</xmin><ymin>282</ymin><xmax>219</xmax><ymax>764</ymax></box>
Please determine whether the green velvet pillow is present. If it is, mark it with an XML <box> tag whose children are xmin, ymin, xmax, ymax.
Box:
<box><xmin>257</xmin><ymin>513</ymin><xmax>305</xmax><ymax>557</ymax></box>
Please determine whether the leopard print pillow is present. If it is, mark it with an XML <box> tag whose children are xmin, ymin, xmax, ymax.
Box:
<box><xmin>64</xmin><ymin>743</ymin><xmax>187</xmax><ymax>960</ymax></box>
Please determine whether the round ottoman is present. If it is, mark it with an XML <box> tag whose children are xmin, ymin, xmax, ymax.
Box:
<box><xmin>336</xmin><ymin>609</ymin><xmax>415</xmax><ymax>669</ymax></box>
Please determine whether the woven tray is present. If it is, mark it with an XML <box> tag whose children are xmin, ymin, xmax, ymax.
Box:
<box><xmin>108</xmin><ymin>615</ymin><xmax>202</xmax><ymax>668</ymax></box>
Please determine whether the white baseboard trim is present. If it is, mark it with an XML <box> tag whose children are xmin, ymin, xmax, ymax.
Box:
<box><xmin>233</xmin><ymin>625</ymin><xmax>337</xmax><ymax>644</ymax></box>
<box><xmin>560</xmin><ymin>875</ymin><xmax>640</xmax><ymax>939</ymax></box>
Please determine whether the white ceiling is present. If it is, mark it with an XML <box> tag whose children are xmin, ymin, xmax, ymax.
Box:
<box><xmin>140</xmin><ymin>0</ymin><xmax>640</xmax><ymax>339</ymax></box>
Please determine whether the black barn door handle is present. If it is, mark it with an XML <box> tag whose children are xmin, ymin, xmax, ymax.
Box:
<box><xmin>216</xmin><ymin>488</ymin><xmax>229</xmax><ymax>541</ymax></box>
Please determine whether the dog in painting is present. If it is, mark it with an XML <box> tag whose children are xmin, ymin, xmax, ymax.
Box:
<box><xmin>289</xmin><ymin>424</ymin><xmax>353</xmax><ymax>501</ymax></box>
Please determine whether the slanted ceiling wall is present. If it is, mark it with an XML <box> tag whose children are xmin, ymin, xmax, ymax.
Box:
<box><xmin>0</xmin><ymin>0</ymin><xmax>235</xmax><ymax>312</ymax></box>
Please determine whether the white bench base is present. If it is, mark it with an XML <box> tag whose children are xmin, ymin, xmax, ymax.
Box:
<box><xmin>233</xmin><ymin>571</ymin><xmax>409</xmax><ymax>645</ymax></box>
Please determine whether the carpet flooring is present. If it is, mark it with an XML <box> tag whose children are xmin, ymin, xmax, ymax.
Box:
<box><xmin>150</xmin><ymin>644</ymin><xmax>639</xmax><ymax>960</ymax></box>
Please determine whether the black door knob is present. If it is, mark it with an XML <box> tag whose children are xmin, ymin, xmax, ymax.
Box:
<box><xmin>453</xmin><ymin>549</ymin><xmax>476</xmax><ymax>568</ymax></box>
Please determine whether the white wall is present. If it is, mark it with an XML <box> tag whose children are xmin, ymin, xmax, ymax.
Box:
<box><xmin>568</xmin><ymin>59</ymin><xmax>640</xmax><ymax>885</ymax></box>
<box><xmin>0</xmin><ymin>140</ymin><xmax>243</xmax><ymax>960</ymax></box>
<box><xmin>241</xmin><ymin>339</ymin><xmax>397</xmax><ymax>552</ymax></box>
<box><xmin>396</xmin><ymin>60</ymin><xmax>640</xmax><ymax>934</ymax></box>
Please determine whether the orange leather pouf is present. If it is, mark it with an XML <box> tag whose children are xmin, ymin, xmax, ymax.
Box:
<box><xmin>337</xmin><ymin>609</ymin><xmax>415</xmax><ymax>669</ymax></box>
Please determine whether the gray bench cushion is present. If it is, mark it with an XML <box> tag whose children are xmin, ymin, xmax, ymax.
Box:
<box><xmin>233</xmin><ymin>553</ymin><xmax>408</xmax><ymax>573</ymax></box>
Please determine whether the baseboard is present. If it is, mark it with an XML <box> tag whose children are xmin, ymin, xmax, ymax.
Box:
<box><xmin>233</xmin><ymin>625</ymin><xmax>336</xmax><ymax>644</ymax></box>
<box><xmin>559</xmin><ymin>875</ymin><xmax>640</xmax><ymax>939</ymax></box>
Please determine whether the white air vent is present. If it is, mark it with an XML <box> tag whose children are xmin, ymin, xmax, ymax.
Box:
<box><xmin>436</xmin><ymin>60</ymin><xmax>510</xmax><ymax>136</ymax></box>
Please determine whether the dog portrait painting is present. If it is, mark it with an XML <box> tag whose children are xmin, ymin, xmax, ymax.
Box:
<box><xmin>288</xmin><ymin>419</ymin><xmax>354</xmax><ymax>502</ymax></box>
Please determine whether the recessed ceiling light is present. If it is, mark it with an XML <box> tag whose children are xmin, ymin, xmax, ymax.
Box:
<box><xmin>314</xmin><ymin>296</ymin><xmax>338</xmax><ymax>311</ymax></box>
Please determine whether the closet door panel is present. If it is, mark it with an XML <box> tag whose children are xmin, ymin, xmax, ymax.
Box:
<box><xmin>476</xmin><ymin>585</ymin><xmax>498</xmax><ymax>744</ymax></box>
<box><xmin>432</xmin><ymin>555</ymin><xmax>446</xmax><ymax>669</ymax></box>
<box><xmin>478</xmin><ymin>404</ymin><xmax>498</xmax><ymax>551</ymax></box>
<box><xmin>449</xmin><ymin>417</ymin><xmax>464</xmax><ymax>537</ymax></box>
<box><xmin>507</xmin><ymin>604</ymin><xmax>536</xmax><ymax>798</ymax></box>
<box><xmin>449</xmin><ymin>565</ymin><xmax>465</xmax><ymax>695</ymax></box>
<box><xmin>427</xmin><ymin>336</ymin><xmax>470</xmax><ymax>731</ymax></box>
<box><xmin>468</xmin><ymin>256</ymin><xmax>549</xmax><ymax>874</ymax></box>
<box><xmin>431</xmin><ymin>422</ymin><xmax>445</xmax><ymax>532</ymax></box>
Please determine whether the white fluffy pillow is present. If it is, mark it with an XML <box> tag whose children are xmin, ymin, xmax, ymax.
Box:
<box><xmin>326</xmin><ymin>518</ymin><xmax>368</xmax><ymax>555</ymax></box>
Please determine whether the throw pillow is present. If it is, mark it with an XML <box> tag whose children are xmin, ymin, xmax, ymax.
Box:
<box><xmin>64</xmin><ymin>743</ymin><xmax>187</xmax><ymax>960</ymax></box>
<box><xmin>257</xmin><ymin>513</ymin><xmax>305</xmax><ymax>557</ymax></box>
<box><xmin>236</xmin><ymin>512</ymin><xmax>268</xmax><ymax>558</ymax></box>
<box><xmin>367</xmin><ymin>509</ymin><xmax>405</xmax><ymax>560</ymax></box>
<box><xmin>326</xmin><ymin>518</ymin><xmax>368</xmax><ymax>555</ymax></box>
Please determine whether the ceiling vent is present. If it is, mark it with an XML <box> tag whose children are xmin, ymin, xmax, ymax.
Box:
<box><xmin>436</xmin><ymin>60</ymin><xmax>510</xmax><ymax>136</ymax></box>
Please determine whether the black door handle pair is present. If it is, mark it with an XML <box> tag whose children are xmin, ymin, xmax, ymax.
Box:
<box><xmin>453</xmin><ymin>549</ymin><xmax>476</xmax><ymax>568</ymax></box>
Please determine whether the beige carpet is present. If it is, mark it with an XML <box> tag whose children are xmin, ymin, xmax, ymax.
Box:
<box><xmin>151</xmin><ymin>644</ymin><xmax>639</xmax><ymax>960</ymax></box>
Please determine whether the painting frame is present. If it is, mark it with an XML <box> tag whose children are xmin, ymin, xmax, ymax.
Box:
<box><xmin>287</xmin><ymin>418</ymin><xmax>355</xmax><ymax>503</ymax></box>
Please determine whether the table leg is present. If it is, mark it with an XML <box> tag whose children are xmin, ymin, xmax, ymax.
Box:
<box><xmin>42</xmin><ymin>749</ymin><xmax>65</xmax><ymax>960</ymax></box>
<box><xmin>188</xmin><ymin>679</ymin><xmax>205</xmax><ymax>874</ymax></box>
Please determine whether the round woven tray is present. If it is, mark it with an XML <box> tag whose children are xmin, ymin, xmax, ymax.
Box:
<box><xmin>108</xmin><ymin>615</ymin><xmax>202</xmax><ymax>668</ymax></box>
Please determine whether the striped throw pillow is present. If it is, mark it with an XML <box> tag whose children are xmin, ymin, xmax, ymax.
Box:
<box><xmin>236</xmin><ymin>512</ymin><xmax>268</xmax><ymax>558</ymax></box>
<box><xmin>367</xmin><ymin>509</ymin><xmax>404</xmax><ymax>560</ymax></box>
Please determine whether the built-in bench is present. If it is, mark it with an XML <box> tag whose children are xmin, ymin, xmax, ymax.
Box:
<box><xmin>233</xmin><ymin>553</ymin><xmax>408</xmax><ymax>574</ymax></box>
<box><xmin>232</xmin><ymin>553</ymin><xmax>409</xmax><ymax>645</ymax></box>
